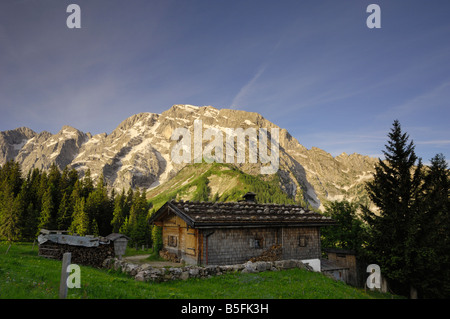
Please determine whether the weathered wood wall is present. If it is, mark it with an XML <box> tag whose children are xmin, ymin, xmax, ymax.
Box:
<box><xmin>160</xmin><ymin>212</ymin><xmax>200</xmax><ymax>265</ymax></box>
<box><xmin>159</xmin><ymin>209</ymin><xmax>322</xmax><ymax>266</ymax></box>
<box><xmin>281</xmin><ymin>227</ymin><xmax>320</xmax><ymax>261</ymax></box>
<box><xmin>201</xmin><ymin>227</ymin><xmax>320</xmax><ymax>266</ymax></box>
<box><xmin>325</xmin><ymin>250</ymin><xmax>361</xmax><ymax>287</ymax></box>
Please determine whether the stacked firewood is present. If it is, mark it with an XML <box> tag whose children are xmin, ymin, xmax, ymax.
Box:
<box><xmin>249</xmin><ymin>244</ymin><xmax>282</xmax><ymax>262</ymax></box>
<box><xmin>38</xmin><ymin>243</ymin><xmax>114</xmax><ymax>268</ymax></box>
<box><xmin>159</xmin><ymin>248</ymin><xmax>180</xmax><ymax>263</ymax></box>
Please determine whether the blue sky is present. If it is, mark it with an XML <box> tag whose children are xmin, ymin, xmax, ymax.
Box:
<box><xmin>0</xmin><ymin>0</ymin><xmax>449</xmax><ymax>164</ymax></box>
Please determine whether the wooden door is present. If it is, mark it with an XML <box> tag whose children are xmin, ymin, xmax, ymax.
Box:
<box><xmin>185</xmin><ymin>230</ymin><xmax>197</xmax><ymax>256</ymax></box>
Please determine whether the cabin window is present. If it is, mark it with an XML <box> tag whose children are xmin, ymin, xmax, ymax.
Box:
<box><xmin>250</xmin><ymin>237</ymin><xmax>264</xmax><ymax>249</ymax></box>
<box><xmin>168</xmin><ymin>235</ymin><xmax>177</xmax><ymax>247</ymax></box>
<box><xmin>299</xmin><ymin>236</ymin><xmax>308</xmax><ymax>247</ymax></box>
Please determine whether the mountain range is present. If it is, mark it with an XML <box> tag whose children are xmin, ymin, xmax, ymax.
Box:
<box><xmin>0</xmin><ymin>105</ymin><xmax>379</xmax><ymax>210</ymax></box>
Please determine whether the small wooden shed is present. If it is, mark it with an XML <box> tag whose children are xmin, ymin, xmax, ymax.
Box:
<box><xmin>323</xmin><ymin>248</ymin><xmax>361</xmax><ymax>286</ymax></box>
<box><xmin>148</xmin><ymin>194</ymin><xmax>335</xmax><ymax>270</ymax></box>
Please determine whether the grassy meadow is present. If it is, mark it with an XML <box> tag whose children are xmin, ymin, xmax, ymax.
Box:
<box><xmin>0</xmin><ymin>242</ymin><xmax>400</xmax><ymax>300</ymax></box>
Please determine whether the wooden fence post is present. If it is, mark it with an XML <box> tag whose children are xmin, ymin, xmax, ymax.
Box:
<box><xmin>59</xmin><ymin>252</ymin><xmax>71</xmax><ymax>299</ymax></box>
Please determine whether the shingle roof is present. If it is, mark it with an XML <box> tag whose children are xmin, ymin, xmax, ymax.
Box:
<box><xmin>149</xmin><ymin>200</ymin><xmax>335</xmax><ymax>228</ymax></box>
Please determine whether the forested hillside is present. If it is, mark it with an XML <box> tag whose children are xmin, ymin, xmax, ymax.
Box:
<box><xmin>0</xmin><ymin>160</ymin><xmax>150</xmax><ymax>246</ymax></box>
<box><xmin>0</xmin><ymin>160</ymin><xmax>305</xmax><ymax>247</ymax></box>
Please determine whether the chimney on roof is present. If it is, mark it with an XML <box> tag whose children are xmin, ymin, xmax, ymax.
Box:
<box><xmin>242</xmin><ymin>192</ymin><xmax>257</xmax><ymax>203</ymax></box>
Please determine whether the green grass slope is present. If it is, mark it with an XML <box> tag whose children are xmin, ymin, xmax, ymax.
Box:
<box><xmin>0</xmin><ymin>243</ymin><xmax>398</xmax><ymax>299</ymax></box>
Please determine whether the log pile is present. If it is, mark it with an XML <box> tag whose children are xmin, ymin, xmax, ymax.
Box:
<box><xmin>159</xmin><ymin>248</ymin><xmax>180</xmax><ymax>263</ymax></box>
<box><xmin>39</xmin><ymin>242</ymin><xmax>114</xmax><ymax>268</ymax></box>
<box><xmin>249</xmin><ymin>244</ymin><xmax>282</xmax><ymax>262</ymax></box>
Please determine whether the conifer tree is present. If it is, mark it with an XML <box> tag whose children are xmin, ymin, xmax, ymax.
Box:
<box><xmin>38</xmin><ymin>187</ymin><xmax>55</xmax><ymax>231</ymax></box>
<box><xmin>60</xmin><ymin>166</ymin><xmax>78</xmax><ymax>196</ymax></box>
<box><xmin>70</xmin><ymin>180</ymin><xmax>83</xmax><ymax>203</ymax></box>
<box><xmin>23</xmin><ymin>202</ymin><xmax>39</xmax><ymax>240</ymax></box>
<box><xmin>120</xmin><ymin>216</ymin><xmax>129</xmax><ymax>236</ymax></box>
<box><xmin>94</xmin><ymin>174</ymin><xmax>112</xmax><ymax>235</ymax></box>
<box><xmin>111</xmin><ymin>189</ymin><xmax>126</xmax><ymax>233</ymax></box>
<box><xmin>125</xmin><ymin>188</ymin><xmax>134</xmax><ymax>216</ymax></box>
<box><xmin>27</xmin><ymin>167</ymin><xmax>43</xmax><ymax>212</ymax></box>
<box><xmin>411</xmin><ymin>153</ymin><xmax>450</xmax><ymax>298</ymax></box>
<box><xmin>69</xmin><ymin>197</ymin><xmax>89</xmax><ymax>236</ymax></box>
<box><xmin>362</xmin><ymin>120</ymin><xmax>424</xmax><ymax>296</ymax></box>
<box><xmin>56</xmin><ymin>192</ymin><xmax>72</xmax><ymax>230</ymax></box>
<box><xmin>321</xmin><ymin>200</ymin><xmax>365</xmax><ymax>253</ymax></box>
<box><xmin>81</xmin><ymin>169</ymin><xmax>94</xmax><ymax>198</ymax></box>
<box><xmin>127</xmin><ymin>189</ymin><xmax>150</xmax><ymax>246</ymax></box>
<box><xmin>0</xmin><ymin>183</ymin><xmax>22</xmax><ymax>242</ymax></box>
<box><xmin>0</xmin><ymin>160</ymin><xmax>23</xmax><ymax>196</ymax></box>
<box><xmin>91</xmin><ymin>218</ymin><xmax>99</xmax><ymax>237</ymax></box>
<box><xmin>16</xmin><ymin>181</ymin><xmax>37</xmax><ymax>240</ymax></box>
<box><xmin>37</xmin><ymin>171</ymin><xmax>48</xmax><ymax>210</ymax></box>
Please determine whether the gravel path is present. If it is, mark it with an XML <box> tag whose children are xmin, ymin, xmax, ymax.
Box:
<box><xmin>122</xmin><ymin>254</ymin><xmax>182</xmax><ymax>267</ymax></box>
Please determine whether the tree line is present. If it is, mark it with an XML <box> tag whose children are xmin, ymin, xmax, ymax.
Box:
<box><xmin>0</xmin><ymin>162</ymin><xmax>151</xmax><ymax>247</ymax></box>
<box><xmin>322</xmin><ymin>120</ymin><xmax>449</xmax><ymax>299</ymax></box>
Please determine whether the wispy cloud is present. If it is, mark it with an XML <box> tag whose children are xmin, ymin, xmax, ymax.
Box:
<box><xmin>229</xmin><ymin>63</ymin><xmax>267</xmax><ymax>109</ymax></box>
<box><xmin>383</xmin><ymin>82</ymin><xmax>450</xmax><ymax>119</ymax></box>
<box><xmin>416</xmin><ymin>140</ymin><xmax>450</xmax><ymax>146</ymax></box>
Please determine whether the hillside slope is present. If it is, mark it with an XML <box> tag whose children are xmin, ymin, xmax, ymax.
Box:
<box><xmin>0</xmin><ymin>243</ymin><xmax>398</xmax><ymax>299</ymax></box>
<box><xmin>146</xmin><ymin>162</ymin><xmax>306</xmax><ymax>213</ymax></box>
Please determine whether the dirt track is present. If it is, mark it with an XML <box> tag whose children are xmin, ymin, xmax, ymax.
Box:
<box><xmin>122</xmin><ymin>254</ymin><xmax>182</xmax><ymax>267</ymax></box>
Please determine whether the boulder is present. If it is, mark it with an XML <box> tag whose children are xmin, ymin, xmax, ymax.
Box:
<box><xmin>135</xmin><ymin>271</ymin><xmax>147</xmax><ymax>282</ymax></box>
<box><xmin>242</xmin><ymin>261</ymin><xmax>257</xmax><ymax>273</ymax></box>
<box><xmin>180</xmin><ymin>271</ymin><xmax>190</xmax><ymax>281</ymax></box>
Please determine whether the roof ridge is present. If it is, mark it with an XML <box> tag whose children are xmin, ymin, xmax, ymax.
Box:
<box><xmin>150</xmin><ymin>200</ymin><xmax>335</xmax><ymax>228</ymax></box>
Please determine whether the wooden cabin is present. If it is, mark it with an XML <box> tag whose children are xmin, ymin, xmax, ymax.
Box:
<box><xmin>148</xmin><ymin>193</ymin><xmax>335</xmax><ymax>270</ymax></box>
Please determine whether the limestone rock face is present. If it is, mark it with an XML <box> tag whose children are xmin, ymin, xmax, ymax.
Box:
<box><xmin>0</xmin><ymin>127</ymin><xmax>37</xmax><ymax>164</ymax></box>
<box><xmin>0</xmin><ymin>104</ymin><xmax>378</xmax><ymax>209</ymax></box>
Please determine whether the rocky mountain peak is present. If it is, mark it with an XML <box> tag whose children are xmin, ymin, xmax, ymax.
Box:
<box><xmin>0</xmin><ymin>127</ymin><xmax>37</xmax><ymax>164</ymax></box>
<box><xmin>0</xmin><ymin>104</ymin><xmax>378</xmax><ymax>210</ymax></box>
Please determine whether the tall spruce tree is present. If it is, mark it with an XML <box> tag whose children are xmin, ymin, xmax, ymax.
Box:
<box><xmin>411</xmin><ymin>153</ymin><xmax>450</xmax><ymax>298</ymax></box>
<box><xmin>56</xmin><ymin>192</ymin><xmax>72</xmax><ymax>230</ymax></box>
<box><xmin>94</xmin><ymin>174</ymin><xmax>113</xmax><ymax>235</ymax></box>
<box><xmin>0</xmin><ymin>160</ymin><xmax>23</xmax><ymax>196</ymax></box>
<box><xmin>126</xmin><ymin>189</ymin><xmax>150</xmax><ymax>246</ymax></box>
<box><xmin>111</xmin><ymin>189</ymin><xmax>126</xmax><ymax>233</ymax></box>
<box><xmin>69</xmin><ymin>197</ymin><xmax>89</xmax><ymax>236</ymax></box>
<box><xmin>81</xmin><ymin>169</ymin><xmax>94</xmax><ymax>198</ymax></box>
<box><xmin>84</xmin><ymin>174</ymin><xmax>111</xmax><ymax>235</ymax></box>
<box><xmin>0</xmin><ymin>183</ymin><xmax>22</xmax><ymax>242</ymax></box>
<box><xmin>362</xmin><ymin>120</ymin><xmax>424</xmax><ymax>296</ymax></box>
<box><xmin>38</xmin><ymin>187</ymin><xmax>55</xmax><ymax>232</ymax></box>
